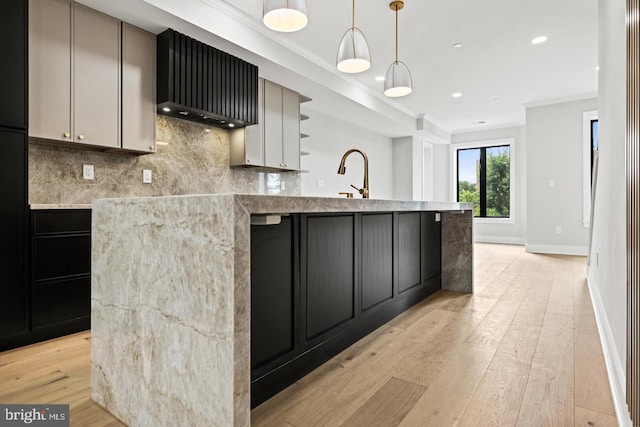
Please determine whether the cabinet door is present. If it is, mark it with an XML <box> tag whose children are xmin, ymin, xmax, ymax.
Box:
<box><xmin>282</xmin><ymin>88</ymin><xmax>300</xmax><ymax>170</ymax></box>
<box><xmin>244</xmin><ymin>78</ymin><xmax>264</xmax><ymax>165</ymax></box>
<box><xmin>0</xmin><ymin>129</ymin><xmax>27</xmax><ymax>338</ymax></box>
<box><xmin>398</xmin><ymin>212</ymin><xmax>422</xmax><ymax>293</ymax></box>
<box><xmin>305</xmin><ymin>215</ymin><xmax>354</xmax><ymax>340</ymax></box>
<box><xmin>29</xmin><ymin>0</ymin><xmax>72</xmax><ymax>141</ymax></box>
<box><xmin>361</xmin><ymin>214</ymin><xmax>393</xmax><ymax>311</ymax></box>
<box><xmin>122</xmin><ymin>23</ymin><xmax>156</xmax><ymax>153</ymax></box>
<box><xmin>264</xmin><ymin>80</ymin><xmax>283</xmax><ymax>168</ymax></box>
<box><xmin>73</xmin><ymin>5</ymin><xmax>120</xmax><ymax>148</ymax></box>
<box><xmin>0</xmin><ymin>0</ymin><xmax>27</xmax><ymax>130</ymax></box>
<box><xmin>422</xmin><ymin>212</ymin><xmax>442</xmax><ymax>281</ymax></box>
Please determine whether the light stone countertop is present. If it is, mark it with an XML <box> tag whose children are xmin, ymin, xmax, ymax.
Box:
<box><xmin>30</xmin><ymin>204</ymin><xmax>93</xmax><ymax>210</ymax></box>
<box><xmin>93</xmin><ymin>193</ymin><xmax>473</xmax><ymax>214</ymax></box>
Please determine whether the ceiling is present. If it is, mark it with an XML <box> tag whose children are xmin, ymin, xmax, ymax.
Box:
<box><xmin>219</xmin><ymin>0</ymin><xmax>598</xmax><ymax>133</ymax></box>
<box><xmin>78</xmin><ymin>0</ymin><xmax>598</xmax><ymax>138</ymax></box>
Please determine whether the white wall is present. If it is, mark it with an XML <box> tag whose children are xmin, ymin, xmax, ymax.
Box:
<box><xmin>300</xmin><ymin>109</ymin><xmax>394</xmax><ymax>200</ymax></box>
<box><xmin>589</xmin><ymin>0</ymin><xmax>629</xmax><ymax>424</ymax></box>
<box><xmin>525</xmin><ymin>98</ymin><xmax>598</xmax><ymax>255</ymax></box>
<box><xmin>451</xmin><ymin>126</ymin><xmax>527</xmax><ymax>244</ymax></box>
<box><xmin>433</xmin><ymin>143</ymin><xmax>451</xmax><ymax>202</ymax></box>
<box><xmin>392</xmin><ymin>136</ymin><xmax>424</xmax><ymax>200</ymax></box>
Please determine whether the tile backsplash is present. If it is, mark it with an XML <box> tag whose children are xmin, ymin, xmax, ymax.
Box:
<box><xmin>29</xmin><ymin>115</ymin><xmax>301</xmax><ymax>204</ymax></box>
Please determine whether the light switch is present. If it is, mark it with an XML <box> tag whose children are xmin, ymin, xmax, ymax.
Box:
<box><xmin>83</xmin><ymin>164</ymin><xmax>94</xmax><ymax>180</ymax></box>
<box><xmin>548</xmin><ymin>179</ymin><xmax>556</xmax><ymax>188</ymax></box>
<box><xmin>280</xmin><ymin>181</ymin><xmax>286</xmax><ymax>191</ymax></box>
<box><xmin>317</xmin><ymin>179</ymin><xmax>325</xmax><ymax>188</ymax></box>
<box><xmin>555</xmin><ymin>226</ymin><xmax>562</xmax><ymax>235</ymax></box>
<box><xmin>143</xmin><ymin>169</ymin><xmax>152</xmax><ymax>184</ymax></box>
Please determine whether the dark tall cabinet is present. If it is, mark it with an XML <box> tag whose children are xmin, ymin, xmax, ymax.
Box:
<box><xmin>0</xmin><ymin>0</ymin><xmax>29</xmax><ymax>346</ymax></box>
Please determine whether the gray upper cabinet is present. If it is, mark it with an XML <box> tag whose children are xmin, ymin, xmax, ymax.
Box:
<box><xmin>122</xmin><ymin>23</ymin><xmax>156</xmax><ymax>154</ymax></box>
<box><xmin>29</xmin><ymin>0</ymin><xmax>155</xmax><ymax>154</ymax></box>
<box><xmin>231</xmin><ymin>78</ymin><xmax>302</xmax><ymax>170</ymax></box>
<box><xmin>73</xmin><ymin>5</ymin><xmax>120</xmax><ymax>149</ymax></box>
<box><xmin>264</xmin><ymin>80</ymin><xmax>285</xmax><ymax>169</ymax></box>
<box><xmin>282</xmin><ymin>88</ymin><xmax>301</xmax><ymax>171</ymax></box>
<box><xmin>29</xmin><ymin>0</ymin><xmax>72</xmax><ymax>142</ymax></box>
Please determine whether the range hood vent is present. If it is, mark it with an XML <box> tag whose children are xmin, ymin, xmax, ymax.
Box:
<box><xmin>156</xmin><ymin>29</ymin><xmax>258</xmax><ymax>129</ymax></box>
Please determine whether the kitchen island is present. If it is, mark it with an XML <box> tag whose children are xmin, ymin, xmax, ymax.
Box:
<box><xmin>90</xmin><ymin>194</ymin><xmax>473</xmax><ymax>426</ymax></box>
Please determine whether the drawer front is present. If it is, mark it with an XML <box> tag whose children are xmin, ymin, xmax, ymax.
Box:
<box><xmin>32</xmin><ymin>277</ymin><xmax>90</xmax><ymax>328</ymax></box>
<box><xmin>33</xmin><ymin>235</ymin><xmax>90</xmax><ymax>281</ymax></box>
<box><xmin>32</xmin><ymin>209</ymin><xmax>91</xmax><ymax>235</ymax></box>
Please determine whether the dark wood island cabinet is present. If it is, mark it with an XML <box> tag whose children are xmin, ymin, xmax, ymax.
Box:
<box><xmin>250</xmin><ymin>211</ymin><xmax>442</xmax><ymax>406</ymax></box>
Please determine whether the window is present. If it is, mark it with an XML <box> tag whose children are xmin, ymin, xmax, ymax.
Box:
<box><xmin>455</xmin><ymin>143</ymin><xmax>512</xmax><ymax>218</ymax></box>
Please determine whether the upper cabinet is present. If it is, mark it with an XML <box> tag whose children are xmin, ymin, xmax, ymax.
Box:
<box><xmin>122</xmin><ymin>24</ymin><xmax>156</xmax><ymax>153</ymax></box>
<box><xmin>73</xmin><ymin>4</ymin><xmax>120</xmax><ymax>149</ymax></box>
<box><xmin>231</xmin><ymin>78</ymin><xmax>305</xmax><ymax>171</ymax></box>
<box><xmin>0</xmin><ymin>0</ymin><xmax>27</xmax><ymax>130</ymax></box>
<box><xmin>29</xmin><ymin>0</ymin><xmax>155</xmax><ymax>154</ymax></box>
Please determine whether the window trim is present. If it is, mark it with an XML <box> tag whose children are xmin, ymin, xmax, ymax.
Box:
<box><xmin>583</xmin><ymin>110</ymin><xmax>598</xmax><ymax>228</ymax></box>
<box><xmin>451</xmin><ymin>138</ymin><xmax>515</xmax><ymax>224</ymax></box>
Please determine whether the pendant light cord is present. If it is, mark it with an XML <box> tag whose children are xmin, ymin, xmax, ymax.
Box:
<box><xmin>396</xmin><ymin>6</ymin><xmax>399</xmax><ymax>62</ymax></box>
<box><xmin>352</xmin><ymin>0</ymin><xmax>355</xmax><ymax>29</ymax></box>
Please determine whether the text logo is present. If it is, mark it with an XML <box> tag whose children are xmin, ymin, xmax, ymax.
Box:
<box><xmin>0</xmin><ymin>405</ymin><xmax>69</xmax><ymax>426</ymax></box>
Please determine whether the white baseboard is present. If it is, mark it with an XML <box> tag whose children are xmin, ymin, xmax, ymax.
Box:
<box><xmin>474</xmin><ymin>235</ymin><xmax>525</xmax><ymax>245</ymax></box>
<box><xmin>525</xmin><ymin>244</ymin><xmax>588</xmax><ymax>256</ymax></box>
<box><xmin>587</xmin><ymin>272</ymin><xmax>632</xmax><ymax>427</ymax></box>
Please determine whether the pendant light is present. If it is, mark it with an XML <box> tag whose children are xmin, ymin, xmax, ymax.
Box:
<box><xmin>384</xmin><ymin>1</ymin><xmax>413</xmax><ymax>97</ymax></box>
<box><xmin>336</xmin><ymin>0</ymin><xmax>371</xmax><ymax>73</ymax></box>
<box><xmin>263</xmin><ymin>0</ymin><xmax>308</xmax><ymax>33</ymax></box>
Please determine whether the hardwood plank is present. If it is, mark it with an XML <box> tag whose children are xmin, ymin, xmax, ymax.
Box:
<box><xmin>466</xmin><ymin>293</ymin><xmax>525</xmax><ymax>348</ymax></box>
<box><xmin>398</xmin><ymin>342</ymin><xmax>496</xmax><ymax>426</ymax></box>
<box><xmin>457</xmin><ymin>352</ymin><xmax>531</xmax><ymax>427</ymax></box>
<box><xmin>516</xmin><ymin>312</ymin><xmax>575</xmax><ymax>426</ymax></box>
<box><xmin>575</xmin><ymin>325</ymin><xmax>616</xmax><ymax>415</ymax></box>
<box><xmin>574</xmin><ymin>406</ymin><xmax>618</xmax><ymax>427</ymax></box>
<box><xmin>339</xmin><ymin>377</ymin><xmax>426</xmax><ymax>427</ymax></box>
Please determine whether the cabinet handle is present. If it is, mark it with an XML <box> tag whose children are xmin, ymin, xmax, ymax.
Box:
<box><xmin>78</xmin><ymin>134</ymin><xmax>85</xmax><ymax>141</ymax></box>
<box><xmin>149</xmin><ymin>145</ymin><xmax>154</xmax><ymax>150</ymax></box>
<box><xmin>63</xmin><ymin>132</ymin><xmax>71</xmax><ymax>138</ymax></box>
<box><xmin>247</xmin><ymin>159</ymin><xmax>251</xmax><ymax>163</ymax></box>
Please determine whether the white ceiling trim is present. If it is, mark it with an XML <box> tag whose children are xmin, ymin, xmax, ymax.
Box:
<box><xmin>523</xmin><ymin>92</ymin><xmax>599</xmax><ymax>109</ymax></box>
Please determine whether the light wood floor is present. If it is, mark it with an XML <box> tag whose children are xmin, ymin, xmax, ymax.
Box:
<box><xmin>0</xmin><ymin>244</ymin><xmax>617</xmax><ymax>426</ymax></box>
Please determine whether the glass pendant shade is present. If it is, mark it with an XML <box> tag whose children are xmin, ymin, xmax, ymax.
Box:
<box><xmin>263</xmin><ymin>0</ymin><xmax>308</xmax><ymax>33</ymax></box>
<box><xmin>384</xmin><ymin>61</ymin><xmax>413</xmax><ymax>97</ymax></box>
<box><xmin>336</xmin><ymin>28</ymin><xmax>371</xmax><ymax>73</ymax></box>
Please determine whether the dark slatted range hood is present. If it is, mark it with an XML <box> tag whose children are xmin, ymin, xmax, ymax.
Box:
<box><xmin>156</xmin><ymin>29</ymin><xmax>258</xmax><ymax>129</ymax></box>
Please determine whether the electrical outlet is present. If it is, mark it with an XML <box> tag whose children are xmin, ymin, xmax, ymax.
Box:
<box><xmin>317</xmin><ymin>179</ymin><xmax>325</xmax><ymax>188</ymax></box>
<box><xmin>548</xmin><ymin>179</ymin><xmax>556</xmax><ymax>188</ymax></box>
<box><xmin>83</xmin><ymin>164</ymin><xmax>94</xmax><ymax>180</ymax></box>
<box><xmin>555</xmin><ymin>226</ymin><xmax>562</xmax><ymax>235</ymax></box>
<box><xmin>280</xmin><ymin>181</ymin><xmax>286</xmax><ymax>191</ymax></box>
<box><xmin>142</xmin><ymin>169</ymin><xmax>152</xmax><ymax>184</ymax></box>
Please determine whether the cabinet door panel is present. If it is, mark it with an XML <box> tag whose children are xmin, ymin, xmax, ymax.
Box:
<box><xmin>282</xmin><ymin>88</ymin><xmax>300</xmax><ymax>170</ymax></box>
<box><xmin>305</xmin><ymin>215</ymin><xmax>354</xmax><ymax>340</ymax></box>
<box><xmin>0</xmin><ymin>0</ymin><xmax>27</xmax><ymax>129</ymax></box>
<box><xmin>361</xmin><ymin>214</ymin><xmax>393</xmax><ymax>310</ymax></box>
<box><xmin>244</xmin><ymin>78</ymin><xmax>264</xmax><ymax>165</ymax></box>
<box><xmin>33</xmin><ymin>235</ymin><xmax>91</xmax><ymax>281</ymax></box>
<box><xmin>251</xmin><ymin>217</ymin><xmax>294</xmax><ymax>369</ymax></box>
<box><xmin>73</xmin><ymin>5</ymin><xmax>120</xmax><ymax>148</ymax></box>
<box><xmin>122</xmin><ymin>23</ymin><xmax>156</xmax><ymax>153</ymax></box>
<box><xmin>32</xmin><ymin>277</ymin><xmax>90</xmax><ymax>328</ymax></box>
<box><xmin>29</xmin><ymin>0</ymin><xmax>72</xmax><ymax>140</ymax></box>
<box><xmin>399</xmin><ymin>212</ymin><xmax>421</xmax><ymax>292</ymax></box>
<box><xmin>264</xmin><ymin>81</ymin><xmax>283</xmax><ymax>168</ymax></box>
<box><xmin>0</xmin><ymin>130</ymin><xmax>26</xmax><ymax>337</ymax></box>
<box><xmin>422</xmin><ymin>212</ymin><xmax>442</xmax><ymax>280</ymax></box>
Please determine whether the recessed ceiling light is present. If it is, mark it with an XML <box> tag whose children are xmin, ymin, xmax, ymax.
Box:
<box><xmin>179</xmin><ymin>111</ymin><xmax>189</xmax><ymax>115</ymax></box>
<box><xmin>531</xmin><ymin>36</ymin><xmax>547</xmax><ymax>45</ymax></box>
<box><xmin>375</xmin><ymin>75</ymin><xmax>385</xmax><ymax>82</ymax></box>
<box><xmin>595</xmin><ymin>66</ymin><xmax>600</xmax><ymax>71</ymax></box>
<box><xmin>162</xmin><ymin>107</ymin><xmax>171</xmax><ymax>112</ymax></box>
<box><xmin>453</xmin><ymin>43</ymin><xmax>462</xmax><ymax>48</ymax></box>
<box><xmin>228</xmin><ymin>123</ymin><xmax>235</xmax><ymax>128</ymax></box>
<box><xmin>452</xmin><ymin>92</ymin><xmax>462</xmax><ymax>98</ymax></box>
